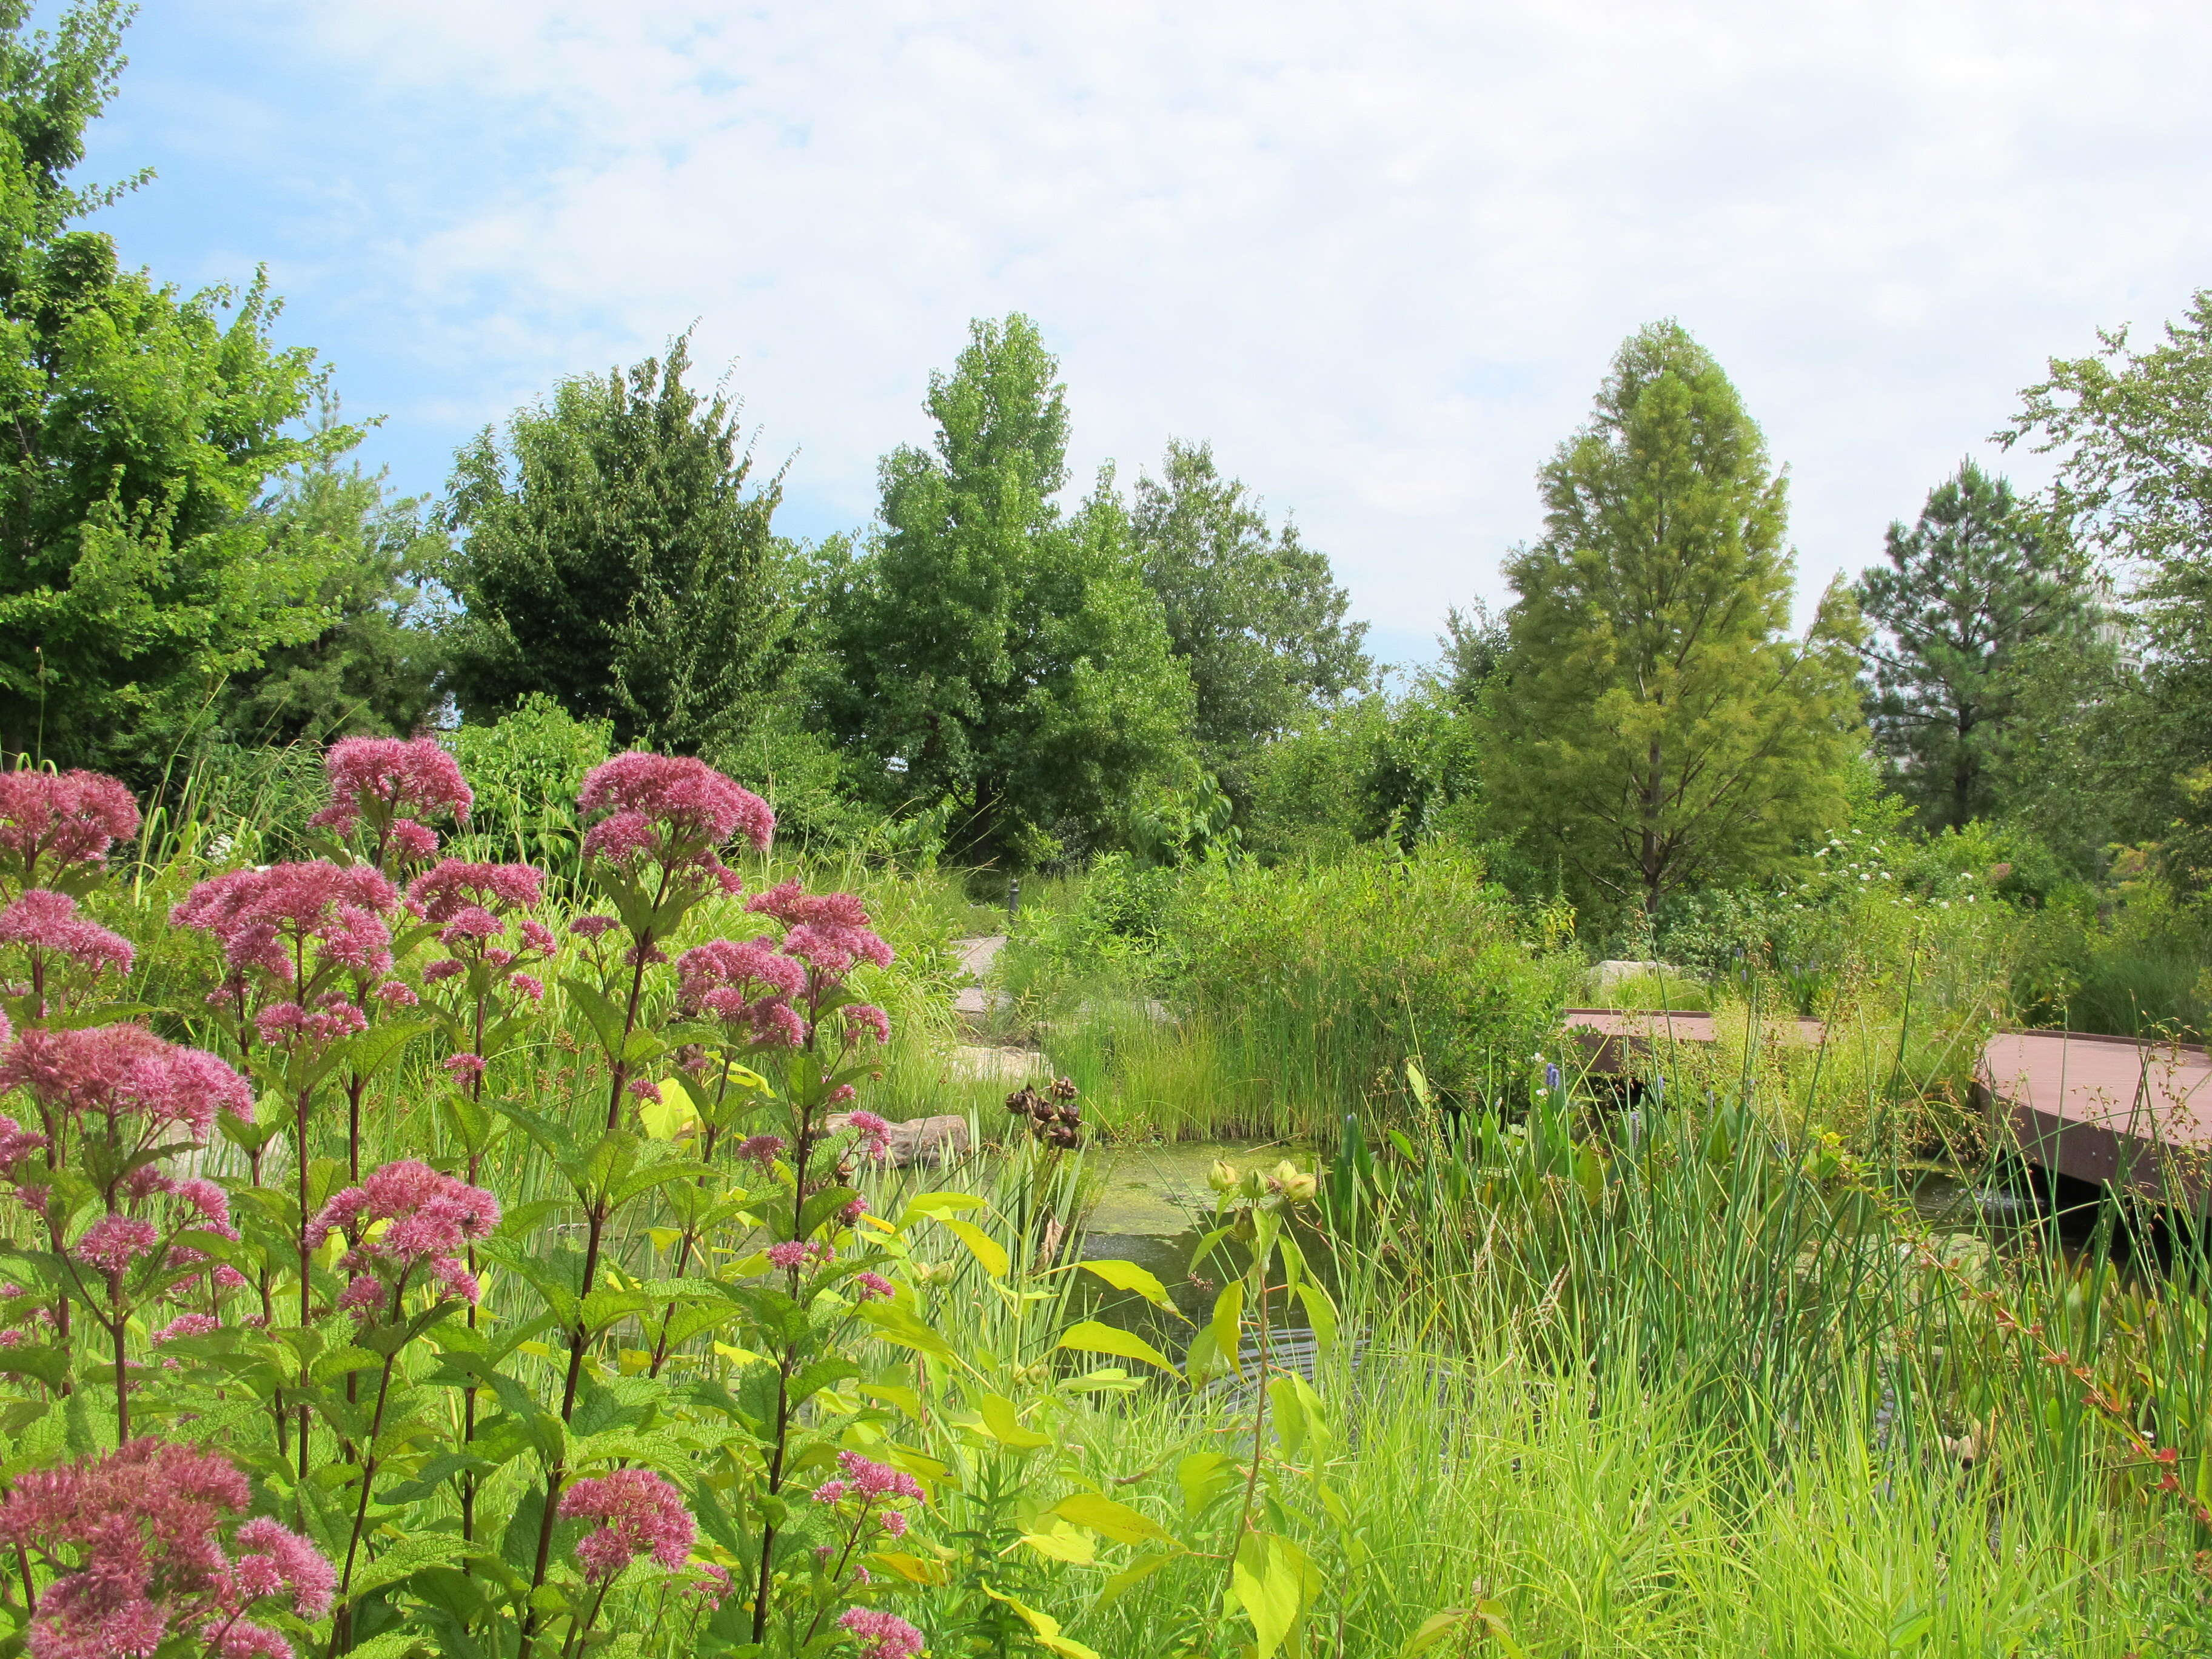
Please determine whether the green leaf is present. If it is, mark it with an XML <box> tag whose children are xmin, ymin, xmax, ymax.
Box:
<box><xmin>797</xmin><ymin>1185</ymin><xmax>864</xmax><ymax>1241</ymax></box>
<box><xmin>858</xmin><ymin>1301</ymin><xmax>954</xmax><ymax>1361</ymax></box>
<box><xmin>1057</xmin><ymin>1321</ymin><xmax>1180</xmax><ymax>1379</ymax></box>
<box><xmin>559</xmin><ymin>975</ymin><xmax>632</xmax><ymax>1059</ymax></box>
<box><xmin>1051</xmin><ymin>1490</ymin><xmax>1175</xmax><ymax>1545</ymax></box>
<box><xmin>346</xmin><ymin>1017</ymin><xmax>432</xmax><ymax>1082</ymax></box>
<box><xmin>341</xmin><ymin>1530</ymin><xmax>469</xmax><ymax>1601</ymax></box>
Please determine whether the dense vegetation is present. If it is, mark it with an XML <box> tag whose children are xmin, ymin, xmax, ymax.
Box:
<box><xmin>8</xmin><ymin>3</ymin><xmax>2212</xmax><ymax>1656</ymax></box>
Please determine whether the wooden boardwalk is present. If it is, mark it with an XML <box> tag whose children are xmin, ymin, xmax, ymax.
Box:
<box><xmin>1560</xmin><ymin>1007</ymin><xmax>2212</xmax><ymax>1208</ymax></box>
<box><xmin>1979</xmin><ymin>1029</ymin><xmax>2212</xmax><ymax>1208</ymax></box>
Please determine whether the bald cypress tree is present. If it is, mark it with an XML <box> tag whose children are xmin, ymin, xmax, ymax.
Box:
<box><xmin>1489</xmin><ymin>322</ymin><xmax>1862</xmax><ymax>917</ymax></box>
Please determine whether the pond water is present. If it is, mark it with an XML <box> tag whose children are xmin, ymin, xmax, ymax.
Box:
<box><xmin>1077</xmin><ymin>1138</ymin><xmax>1322</xmax><ymax>1332</ymax></box>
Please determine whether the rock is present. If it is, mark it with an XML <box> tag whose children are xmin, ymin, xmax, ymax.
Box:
<box><xmin>1591</xmin><ymin>959</ymin><xmax>1687</xmax><ymax>992</ymax></box>
<box><xmin>827</xmin><ymin>1112</ymin><xmax>971</xmax><ymax>1167</ymax></box>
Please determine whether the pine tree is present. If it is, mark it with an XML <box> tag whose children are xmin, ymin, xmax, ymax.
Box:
<box><xmin>1854</xmin><ymin>460</ymin><xmax>2090</xmax><ymax>829</ymax></box>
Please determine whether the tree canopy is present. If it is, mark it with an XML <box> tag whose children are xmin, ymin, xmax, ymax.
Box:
<box><xmin>1130</xmin><ymin>439</ymin><xmax>1370</xmax><ymax>799</ymax></box>
<box><xmin>441</xmin><ymin>333</ymin><xmax>786</xmax><ymax>757</ymax></box>
<box><xmin>1489</xmin><ymin>321</ymin><xmax>1863</xmax><ymax>917</ymax></box>
<box><xmin>1854</xmin><ymin>460</ymin><xmax>2090</xmax><ymax>830</ymax></box>
<box><xmin>0</xmin><ymin>1</ymin><xmax>353</xmax><ymax>776</ymax></box>
<box><xmin>813</xmin><ymin>313</ymin><xmax>1196</xmax><ymax>866</ymax></box>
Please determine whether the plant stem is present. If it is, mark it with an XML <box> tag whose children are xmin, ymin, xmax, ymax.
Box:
<box><xmin>330</xmin><ymin>1276</ymin><xmax>409</xmax><ymax>1657</ymax></box>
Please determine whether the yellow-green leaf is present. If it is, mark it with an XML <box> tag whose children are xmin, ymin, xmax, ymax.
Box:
<box><xmin>1176</xmin><ymin>1451</ymin><xmax>1238</xmax><ymax>1520</ymax></box>
<box><xmin>860</xmin><ymin>1382</ymin><xmax>921</xmax><ymax>1419</ymax></box>
<box><xmin>1402</xmin><ymin>1604</ymin><xmax>1524</xmax><ymax>1658</ymax></box>
<box><xmin>979</xmin><ymin>1392</ymin><xmax>1053</xmax><ymax>1449</ymax></box>
<box><xmin>1295</xmin><ymin>1282</ymin><xmax>1338</xmax><ymax>1361</ymax></box>
<box><xmin>1096</xmin><ymin>1549</ymin><xmax>1175</xmax><ymax>1607</ymax></box>
<box><xmin>938</xmin><ymin>1218</ymin><xmax>1010</xmax><ymax>1280</ymax></box>
<box><xmin>638</xmin><ymin>1077</ymin><xmax>697</xmax><ymax>1141</ymax></box>
<box><xmin>980</xmin><ymin>1585</ymin><xmax>1101</xmax><ymax>1659</ymax></box>
<box><xmin>1209</xmin><ymin>1279</ymin><xmax>1245</xmax><ymax>1376</ymax></box>
<box><xmin>1056</xmin><ymin>1321</ymin><xmax>1181</xmax><ymax>1379</ymax></box>
<box><xmin>895</xmin><ymin>1190</ymin><xmax>989</xmax><ymax>1230</ymax></box>
<box><xmin>1018</xmin><ymin>1521</ymin><xmax>1096</xmax><ymax>1564</ymax></box>
<box><xmin>1232</xmin><ymin>1531</ymin><xmax>1309</xmax><ymax>1658</ymax></box>
<box><xmin>1078</xmin><ymin>1259</ymin><xmax>1175</xmax><ymax>1310</ymax></box>
<box><xmin>1051</xmin><ymin>1491</ymin><xmax>1175</xmax><ymax>1546</ymax></box>
<box><xmin>873</xmin><ymin>1550</ymin><xmax>950</xmax><ymax>1586</ymax></box>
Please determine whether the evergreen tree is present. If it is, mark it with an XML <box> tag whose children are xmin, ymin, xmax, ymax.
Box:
<box><xmin>815</xmin><ymin>314</ymin><xmax>1196</xmax><ymax>865</ymax></box>
<box><xmin>1130</xmin><ymin>440</ymin><xmax>1370</xmax><ymax>799</ymax></box>
<box><xmin>1489</xmin><ymin>321</ymin><xmax>1863</xmax><ymax>917</ymax></box>
<box><xmin>0</xmin><ymin>1</ymin><xmax>355</xmax><ymax>775</ymax></box>
<box><xmin>442</xmin><ymin>333</ymin><xmax>785</xmax><ymax>756</ymax></box>
<box><xmin>1854</xmin><ymin>460</ymin><xmax>2090</xmax><ymax>830</ymax></box>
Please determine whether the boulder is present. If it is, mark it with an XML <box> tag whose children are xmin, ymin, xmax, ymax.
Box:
<box><xmin>826</xmin><ymin>1112</ymin><xmax>971</xmax><ymax>1168</ymax></box>
<box><xmin>1590</xmin><ymin>959</ymin><xmax>1688</xmax><ymax>992</ymax></box>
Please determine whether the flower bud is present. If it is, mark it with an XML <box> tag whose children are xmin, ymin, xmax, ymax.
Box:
<box><xmin>1208</xmin><ymin>1160</ymin><xmax>1239</xmax><ymax>1193</ymax></box>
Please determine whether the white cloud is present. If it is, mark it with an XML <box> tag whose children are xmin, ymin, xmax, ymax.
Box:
<box><xmin>130</xmin><ymin>0</ymin><xmax>2212</xmax><ymax>643</ymax></box>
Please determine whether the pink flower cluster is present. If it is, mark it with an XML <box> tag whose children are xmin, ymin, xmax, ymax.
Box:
<box><xmin>766</xmin><ymin>1239</ymin><xmax>835</xmax><ymax>1273</ymax></box>
<box><xmin>411</xmin><ymin>859</ymin><xmax>545</xmax><ymax>922</ymax></box>
<box><xmin>675</xmin><ymin>937</ymin><xmax>807</xmax><ymax>1047</ymax></box>
<box><xmin>252</xmin><ymin>994</ymin><xmax>368</xmax><ymax>1052</ymax></box>
<box><xmin>843</xmin><ymin>1111</ymin><xmax>892</xmax><ymax>1163</ymax></box>
<box><xmin>308</xmin><ymin>1159</ymin><xmax>501</xmax><ymax>1309</ymax></box>
<box><xmin>746</xmin><ymin>881</ymin><xmax>894</xmax><ymax>985</ymax></box>
<box><xmin>173</xmin><ymin>861</ymin><xmax>398</xmax><ymax>990</ymax></box>
<box><xmin>0</xmin><ymin>1025</ymin><xmax>251</xmax><ymax>1147</ymax></box>
<box><xmin>839</xmin><ymin>1607</ymin><xmax>925</xmax><ymax>1659</ymax></box>
<box><xmin>0</xmin><ymin>890</ymin><xmax>133</xmax><ymax>978</ymax></box>
<box><xmin>576</xmin><ymin>753</ymin><xmax>773</xmax><ymax>886</ymax></box>
<box><xmin>72</xmin><ymin>1213</ymin><xmax>158</xmax><ymax>1277</ymax></box>
<box><xmin>308</xmin><ymin>736</ymin><xmax>472</xmax><ymax>865</ymax></box>
<box><xmin>557</xmin><ymin>1468</ymin><xmax>695</xmax><ymax>1584</ymax></box>
<box><xmin>407</xmin><ymin>859</ymin><xmax>554</xmax><ymax>998</ymax></box>
<box><xmin>813</xmin><ymin>1451</ymin><xmax>924</xmax><ymax>1510</ymax></box>
<box><xmin>0</xmin><ymin>769</ymin><xmax>139</xmax><ymax>885</ymax></box>
<box><xmin>0</xmin><ymin>1438</ymin><xmax>333</xmax><ymax>1659</ymax></box>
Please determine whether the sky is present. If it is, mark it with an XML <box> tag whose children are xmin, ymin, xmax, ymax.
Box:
<box><xmin>73</xmin><ymin>0</ymin><xmax>2212</xmax><ymax>668</ymax></box>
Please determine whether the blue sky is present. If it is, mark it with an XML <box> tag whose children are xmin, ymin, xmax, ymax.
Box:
<box><xmin>70</xmin><ymin>0</ymin><xmax>2212</xmax><ymax>669</ymax></box>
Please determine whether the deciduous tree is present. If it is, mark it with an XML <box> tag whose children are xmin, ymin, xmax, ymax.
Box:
<box><xmin>1489</xmin><ymin>321</ymin><xmax>1862</xmax><ymax>917</ymax></box>
<box><xmin>814</xmin><ymin>314</ymin><xmax>1195</xmax><ymax>865</ymax></box>
<box><xmin>442</xmin><ymin>333</ymin><xmax>785</xmax><ymax>757</ymax></box>
<box><xmin>0</xmin><ymin>1</ymin><xmax>353</xmax><ymax>776</ymax></box>
<box><xmin>1130</xmin><ymin>440</ymin><xmax>1369</xmax><ymax>800</ymax></box>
